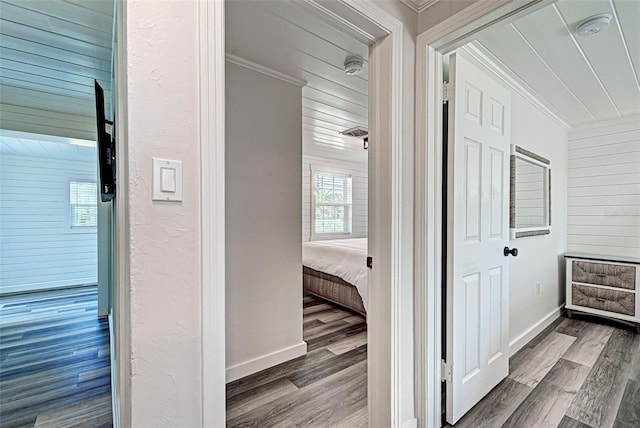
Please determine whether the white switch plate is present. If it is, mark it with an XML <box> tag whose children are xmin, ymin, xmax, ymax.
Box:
<box><xmin>153</xmin><ymin>158</ymin><xmax>183</xmax><ymax>201</ymax></box>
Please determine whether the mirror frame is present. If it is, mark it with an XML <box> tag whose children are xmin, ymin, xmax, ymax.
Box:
<box><xmin>510</xmin><ymin>144</ymin><xmax>551</xmax><ymax>239</ymax></box>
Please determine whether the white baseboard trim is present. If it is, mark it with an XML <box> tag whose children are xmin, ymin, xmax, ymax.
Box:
<box><xmin>108</xmin><ymin>313</ymin><xmax>120</xmax><ymax>428</ymax></box>
<box><xmin>401</xmin><ymin>417</ymin><xmax>418</xmax><ymax>428</ymax></box>
<box><xmin>226</xmin><ymin>341</ymin><xmax>307</xmax><ymax>383</ymax></box>
<box><xmin>508</xmin><ymin>305</ymin><xmax>565</xmax><ymax>357</ymax></box>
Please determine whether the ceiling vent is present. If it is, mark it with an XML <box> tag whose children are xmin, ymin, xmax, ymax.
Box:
<box><xmin>340</xmin><ymin>126</ymin><xmax>368</xmax><ymax>138</ymax></box>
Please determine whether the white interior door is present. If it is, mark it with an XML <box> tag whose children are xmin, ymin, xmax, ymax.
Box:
<box><xmin>445</xmin><ymin>52</ymin><xmax>512</xmax><ymax>424</ymax></box>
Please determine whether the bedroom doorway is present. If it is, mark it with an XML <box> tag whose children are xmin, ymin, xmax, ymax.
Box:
<box><xmin>217</xmin><ymin>0</ymin><xmax>407</xmax><ymax>426</ymax></box>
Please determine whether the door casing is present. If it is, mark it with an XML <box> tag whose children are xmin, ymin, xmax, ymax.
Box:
<box><xmin>414</xmin><ymin>1</ymin><xmax>557</xmax><ymax>427</ymax></box>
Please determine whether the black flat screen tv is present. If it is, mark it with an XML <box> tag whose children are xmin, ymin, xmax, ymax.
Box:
<box><xmin>94</xmin><ymin>80</ymin><xmax>116</xmax><ymax>202</ymax></box>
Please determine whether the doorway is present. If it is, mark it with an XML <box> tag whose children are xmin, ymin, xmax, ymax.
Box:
<box><xmin>199</xmin><ymin>0</ymin><xmax>408</xmax><ymax>426</ymax></box>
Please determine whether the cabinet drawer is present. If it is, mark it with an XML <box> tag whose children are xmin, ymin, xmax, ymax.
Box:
<box><xmin>572</xmin><ymin>261</ymin><xmax>636</xmax><ymax>290</ymax></box>
<box><xmin>572</xmin><ymin>284</ymin><xmax>635</xmax><ymax>316</ymax></box>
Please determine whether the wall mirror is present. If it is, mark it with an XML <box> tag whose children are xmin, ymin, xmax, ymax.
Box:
<box><xmin>510</xmin><ymin>145</ymin><xmax>551</xmax><ymax>239</ymax></box>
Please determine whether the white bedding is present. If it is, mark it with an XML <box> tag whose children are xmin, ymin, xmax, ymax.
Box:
<box><xmin>302</xmin><ymin>238</ymin><xmax>368</xmax><ymax>309</ymax></box>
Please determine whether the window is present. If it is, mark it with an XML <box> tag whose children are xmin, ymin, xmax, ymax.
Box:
<box><xmin>313</xmin><ymin>171</ymin><xmax>352</xmax><ymax>235</ymax></box>
<box><xmin>69</xmin><ymin>181</ymin><xmax>97</xmax><ymax>227</ymax></box>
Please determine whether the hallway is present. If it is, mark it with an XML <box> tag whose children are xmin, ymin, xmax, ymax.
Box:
<box><xmin>0</xmin><ymin>286</ymin><xmax>112</xmax><ymax>427</ymax></box>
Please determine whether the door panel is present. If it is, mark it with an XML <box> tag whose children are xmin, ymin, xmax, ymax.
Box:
<box><xmin>446</xmin><ymin>52</ymin><xmax>511</xmax><ymax>424</ymax></box>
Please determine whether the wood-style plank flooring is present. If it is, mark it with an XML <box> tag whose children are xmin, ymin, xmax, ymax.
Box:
<box><xmin>449</xmin><ymin>313</ymin><xmax>640</xmax><ymax>428</ymax></box>
<box><xmin>226</xmin><ymin>293</ymin><xmax>367</xmax><ymax>428</ymax></box>
<box><xmin>0</xmin><ymin>286</ymin><xmax>113</xmax><ymax>428</ymax></box>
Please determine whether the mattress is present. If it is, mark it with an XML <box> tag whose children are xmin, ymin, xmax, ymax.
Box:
<box><xmin>302</xmin><ymin>238</ymin><xmax>368</xmax><ymax>310</ymax></box>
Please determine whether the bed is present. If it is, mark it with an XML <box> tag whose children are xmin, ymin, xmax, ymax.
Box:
<box><xmin>302</xmin><ymin>238</ymin><xmax>368</xmax><ymax>316</ymax></box>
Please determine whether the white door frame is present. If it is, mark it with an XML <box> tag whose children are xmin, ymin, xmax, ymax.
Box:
<box><xmin>414</xmin><ymin>1</ymin><xmax>556</xmax><ymax>426</ymax></box>
<box><xmin>199</xmin><ymin>1</ymin><xmax>406</xmax><ymax>427</ymax></box>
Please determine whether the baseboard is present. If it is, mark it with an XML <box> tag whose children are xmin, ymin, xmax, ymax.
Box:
<box><xmin>401</xmin><ymin>417</ymin><xmax>418</xmax><ymax>428</ymax></box>
<box><xmin>226</xmin><ymin>341</ymin><xmax>307</xmax><ymax>383</ymax></box>
<box><xmin>108</xmin><ymin>313</ymin><xmax>120</xmax><ymax>428</ymax></box>
<box><xmin>508</xmin><ymin>305</ymin><xmax>565</xmax><ymax>357</ymax></box>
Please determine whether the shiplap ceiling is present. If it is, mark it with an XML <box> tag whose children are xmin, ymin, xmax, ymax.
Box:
<box><xmin>226</xmin><ymin>0</ymin><xmax>369</xmax><ymax>163</ymax></box>
<box><xmin>0</xmin><ymin>0</ymin><xmax>114</xmax><ymax>138</ymax></box>
<box><xmin>0</xmin><ymin>130</ymin><xmax>95</xmax><ymax>162</ymax></box>
<box><xmin>472</xmin><ymin>0</ymin><xmax>640</xmax><ymax>127</ymax></box>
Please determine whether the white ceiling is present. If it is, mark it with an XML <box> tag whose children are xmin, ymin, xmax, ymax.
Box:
<box><xmin>473</xmin><ymin>0</ymin><xmax>640</xmax><ymax>127</ymax></box>
<box><xmin>0</xmin><ymin>130</ymin><xmax>96</xmax><ymax>162</ymax></box>
<box><xmin>226</xmin><ymin>0</ymin><xmax>369</xmax><ymax>164</ymax></box>
<box><xmin>0</xmin><ymin>0</ymin><xmax>114</xmax><ymax>135</ymax></box>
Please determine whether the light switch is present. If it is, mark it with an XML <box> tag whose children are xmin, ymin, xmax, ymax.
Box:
<box><xmin>160</xmin><ymin>167</ymin><xmax>176</xmax><ymax>192</ymax></box>
<box><xmin>153</xmin><ymin>158</ymin><xmax>183</xmax><ymax>201</ymax></box>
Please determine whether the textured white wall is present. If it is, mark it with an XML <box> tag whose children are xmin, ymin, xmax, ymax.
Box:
<box><xmin>225</xmin><ymin>62</ymin><xmax>305</xmax><ymax>377</ymax></box>
<box><xmin>124</xmin><ymin>1</ymin><xmax>202</xmax><ymax>426</ymax></box>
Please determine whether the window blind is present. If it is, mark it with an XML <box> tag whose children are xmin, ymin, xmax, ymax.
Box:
<box><xmin>69</xmin><ymin>181</ymin><xmax>97</xmax><ymax>227</ymax></box>
<box><xmin>313</xmin><ymin>172</ymin><xmax>352</xmax><ymax>235</ymax></box>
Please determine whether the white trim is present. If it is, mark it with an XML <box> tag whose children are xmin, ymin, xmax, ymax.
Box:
<box><xmin>402</xmin><ymin>417</ymin><xmax>419</xmax><ymax>428</ymax></box>
<box><xmin>568</xmin><ymin>113</ymin><xmax>640</xmax><ymax>134</ymax></box>
<box><xmin>461</xmin><ymin>44</ymin><xmax>570</xmax><ymax>129</ymax></box>
<box><xmin>108</xmin><ymin>313</ymin><xmax>120</xmax><ymax>428</ymax></box>
<box><xmin>225</xmin><ymin>342</ymin><xmax>308</xmax><ymax>383</ymax></box>
<box><xmin>399</xmin><ymin>0</ymin><xmax>441</xmax><ymax>14</ymax></box>
<box><xmin>114</xmin><ymin>0</ymin><xmax>131</xmax><ymax>425</ymax></box>
<box><xmin>414</xmin><ymin>38</ymin><xmax>443</xmax><ymax>428</ymax></box>
<box><xmin>415</xmin><ymin>2</ymin><xmax>550</xmax><ymax>427</ymax></box>
<box><xmin>422</xmin><ymin>0</ymin><xmax>555</xmax><ymax>53</ymax></box>
<box><xmin>225</xmin><ymin>53</ymin><xmax>307</xmax><ymax>87</ymax></box>
<box><xmin>199</xmin><ymin>0</ymin><xmax>226</xmax><ymax>427</ymax></box>
<box><xmin>301</xmin><ymin>0</ymin><xmax>378</xmax><ymax>45</ymax></box>
<box><xmin>508</xmin><ymin>306</ymin><xmax>564</xmax><ymax>356</ymax></box>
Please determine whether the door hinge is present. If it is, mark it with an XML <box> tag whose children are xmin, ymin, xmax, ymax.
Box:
<box><xmin>441</xmin><ymin>360</ymin><xmax>452</xmax><ymax>383</ymax></box>
<box><xmin>442</xmin><ymin>82</ymin><xmax>452</xmax><ymax>103</ymax></box>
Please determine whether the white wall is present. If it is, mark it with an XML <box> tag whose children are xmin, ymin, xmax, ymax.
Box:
<box><xmin>507</xmin><ymin>90</ymin><xmax>568</xmax><ymax>352</ymax></box>
<box><xmin>225</xmin><ymin>62</ymin><xmax>305</xmax><ymax>380</ymax></box>
<box><xmin>567</xmin><ymin>116</ymin><xmax>640</xmax><ymax>258</ymax></box>
<box><xmin>0</xmin><ymin>154</ymin><xmax>97</xmax><ymax>294</ymax></box>
<box><xmin>123</xmin><ymin>1</ymin><xmax>202</xmax><ymax>426</ymax></box>
<box><xmin>303</xmin><ymin>155</ymin><xmax>368</xmax><ymax>241</ymax></box>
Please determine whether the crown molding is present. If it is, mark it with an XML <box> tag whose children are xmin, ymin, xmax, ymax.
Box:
<box><xmin>400</xmin><ymin>0</ymin><xmax>441</xmax><ymax>14</ymax></box>
<box><xmin>225</xmin><ymin>53</ymin><xmax>307</xmax><ymax>87</ymax></box>
<box><xmin>462</xmin><ymin>43</ymin><xmax>571</xmax><ymax>129</ymax></box>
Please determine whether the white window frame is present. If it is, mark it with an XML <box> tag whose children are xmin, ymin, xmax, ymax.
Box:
<box><xmin>310</xmin><ymin>167</ymin><xmax>353</xmax><ymax>240</ymax></box>
<box><xmin>66</xmin><ymin>177</ymin><xmax>98</xmax><ymax>233</ymax></box>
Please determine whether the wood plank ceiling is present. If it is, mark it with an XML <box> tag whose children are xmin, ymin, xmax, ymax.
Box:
<box><xmin>472</xmin><ymin>0</ymin><xmax>640</xmax><ymax>127</ymax></box>
<box><xmin>226</xmin><ymin>0</ymin><xmax>369</xmax><ymax>164</ymax></box>
<box><xmin>0</xmin><ymin>0</ymin><xmax>114</xmax><ymax>142</ymax></box>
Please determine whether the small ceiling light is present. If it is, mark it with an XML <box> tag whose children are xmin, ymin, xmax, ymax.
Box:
<box><xmin>344</xmin><ymin>54</ymin><xmax>364</xmax><ymax>75</ymax></box>
<box><xmin>575</xmin><ymin>13</ymin><xmax>612</xmax><ymax>37</ymax></box>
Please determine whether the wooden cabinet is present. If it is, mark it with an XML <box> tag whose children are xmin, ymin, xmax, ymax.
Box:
<box><xmin>565</xmin><ymin>254</ymin><xmax>640</xmax><ymax>332</ymax></box>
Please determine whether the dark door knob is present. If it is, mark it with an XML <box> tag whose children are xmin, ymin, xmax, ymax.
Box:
<box><xmin>504</xmin><ymin>247</ymin><xmax>518</xmax><ymax>257</ymax></box>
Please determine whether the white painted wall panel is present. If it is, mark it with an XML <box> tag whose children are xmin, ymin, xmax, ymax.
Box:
<box><xmin>302</xmin><ymin>154</ymin><xmax>367</xmax><ymax>241</ymax></box>
<box><xmin>0</xmin><ymin>154</ymin><xmax>97</xmax><ymax>293</ymax></box>
<box><xmin>226</xmin><ymin>62</ymin><xmax>304</xmax><ymax>378</ymax></box>
<box><xmin>567</xmin><ymin>116</ymin><xmax>640</xmax><ymax>257</ymax></box>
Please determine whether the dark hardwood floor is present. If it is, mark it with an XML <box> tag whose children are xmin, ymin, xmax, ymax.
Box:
<box><xmin>449</xmin><ymin>313</ymin><xmax>640</xmax><ymax>428</ymax></box>
<box><xmin>226</xmin><ymin>293</ymin><xmax>368</xmax><ymax>428</ymax></box>
<box><xmin>0</xmin><ymin>286</ymin><xmax>113</xmax><ymax>428</ymax></box>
